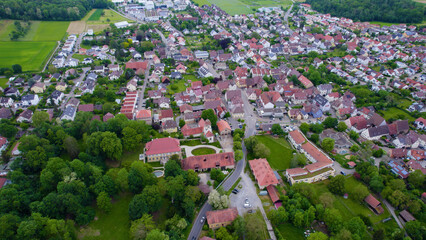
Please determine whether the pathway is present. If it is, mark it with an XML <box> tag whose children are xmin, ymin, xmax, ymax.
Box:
<box><xmin>42</xmin><ymin>41</ymin><xmax>61</xmax><ymax>72</ymax></box>
<box><xmin>381</xmin><ymin>197</ymin><xmax>404</xmax><ymax>229</ymax></box>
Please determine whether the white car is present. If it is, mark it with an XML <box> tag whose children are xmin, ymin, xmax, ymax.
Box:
<box><xmin>200</xmin><ymin>216</ymin><xmax>205</xmax><ymax>223</ymax></box>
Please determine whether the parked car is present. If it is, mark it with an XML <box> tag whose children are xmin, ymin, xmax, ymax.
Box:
<box><xmin>200</xmin><ymin>216</ymin><xmax>205</xmax><ymax>223</ymax></box>
<box><xmin>341</xmin><ymin>171</ymin><xmax>346</xmax><ymax>176</ymax></box>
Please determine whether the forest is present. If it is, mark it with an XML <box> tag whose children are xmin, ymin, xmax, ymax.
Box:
<box><xmin>0</xmin><ymin>0</ymin><xmax>112</xmax><ymax>21</ymax></box>
<box><xmin>305</xmin><ymin>0</ymin><xmax>425</xmax><ymax>24</ymax></box>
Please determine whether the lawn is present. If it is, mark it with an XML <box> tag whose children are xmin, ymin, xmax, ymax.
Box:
<box><xmin>191</xmin><ymin>147</ymin><xmax>216</xmax><ymax>156</ymax></box>
<box><xmin>0</xmin><ymin>41</ymin><xmax>56</xmax><ymax>71</ymax></box>
<box><xmin>379</xmin><ymin>107</ymin><xmax>415</xmax><ymax>122</ymax></box>
<box><xmin>80</xmin><ymin>192</ymin><xmax>132</xmax><ymax>240</ymax></box>
<box><xmin>197</xmin><ymin>0</ymin><xmax>292</xmax><ymax>15</ymax></box>
<box><xmin>167</xmin><ymin>79</ymin><xmax>188</xmax><ymax>94</ymax></box>
<box><xmin>276</xmin><ymin>223</ymin><xmax>305</xmax><ymax>240</ymax></box>
<box><xmin>192</xmin><ymin>0</ymin><xmax>211</xmax><ymax>6</ymax></box>
<box><xmin>255</xmin><ymin>135</ymin><xmax>294</xmax><ymax>170</ymax></box>
<box><xmin>88</xmin><ymin>9</ymin><xmax>104</xmax><ymax>21</ymax></box>
<box><xmin>120</xmin><ymin>143</ymin><xmax>144</xmax><ymax>168</ymax></box>
<box><xmin>87</xmin><ymin>9</ymin><xmax>133</xmax><ymax>25</ymax></box>
<box><xmin>0</xmin><ymin>78</ymin><xmax>9</xmax><ymax>88</ymax></box>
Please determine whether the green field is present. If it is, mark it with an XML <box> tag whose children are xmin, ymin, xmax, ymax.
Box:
<box><xmin>277</xmin><ymin>223</ymin><xmax>305</xmax><ymax>240</ymax></box>
<box><xmin>193</xmin><ymin>0</ymin><xmax>292</xmax><ymax>15</ymax></box>
<box><xmin>0</xmin><ymin>78</ymin><xmax>8</xmax><ymax>88</ymax></box>
<box><xmin>0</xmin><ymin>41</ymin><xmax>56</xmax><ymax>71</ymax></box>
<box><xmin>379</xmin><ymin>107</ymin><xmax>416</xmax><ymax>122</ymax></box>
<box><xmin>255</xmin><ymin>135</ymin><xmax>294</xmax><ymax>170</ymax></box>
<box><xmin>81</xmin><ymin>193</ymin><xmax>132</xmax><ymax>240</ymax></box>
<box><xmin>88</xmin><ymin>9</ymin><xmax>104</xmax><ymax>21</ymax></box>
<box><xmin>0</xmin><ymin>20</ymin><xmax>69</xmax><ymax>71</ymax></box>
<box><xmin>191</xmin><ymin>147</ymin><xmax>216</xmax><ymax>156</ymax></box>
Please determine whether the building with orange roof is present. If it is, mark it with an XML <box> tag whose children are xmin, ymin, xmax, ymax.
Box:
<box><xmin>298</xmin><ymin>75</ymin><xmax>313</xmax><ymax>88</ymax></box>
<box><xmin>249</xmin><ymin>158</ymin><xmax>279</xmax><ymax>189</ymax></box>
<box><xmin>288</xmin><ymin>130</ymin><xmax>306</xmax><ymax>147</ymax></box>
<box><xmin>206</xmin><ymin>208</ymin><xmax>238</xmax><ymax>229</ymax></box>
<box><xmin>144</xmin><ymin>137</ymin><xmax>181</xmax><ymax>164</ymax></box>
<box><xmin>182</xmin><ymin>152</ymin><xmax>234</xmax><ymax>171</ymax></box>
<box><xmin>217</xmin><ymin>120</ymin><xmax>231</xmax><ymax>136</ymax></box>
<box><xmin>135</xmin><ymin>109</ymin><xmax>152</xmax><ymax>125</ymax></box>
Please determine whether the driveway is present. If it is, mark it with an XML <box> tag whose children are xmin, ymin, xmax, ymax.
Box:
<box><xmin>229</xmin><ymin>173</ymin><xmax>261</xmax><ymax>216</ymax></box>
<box><xmin>217</xmin><ymin>135</ymin><xmax>233</xmax><ymax>153</ymax></box>
<box><xmin>181</xmin><ymin>145</ymin><xmax>222</xmax><ymax>157</ymax></box>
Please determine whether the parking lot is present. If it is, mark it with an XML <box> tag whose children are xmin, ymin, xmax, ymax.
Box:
<box><xmin>229</xmin><ymin>173</ymin><xmax>263</xmax><ymax>216</ymax></box>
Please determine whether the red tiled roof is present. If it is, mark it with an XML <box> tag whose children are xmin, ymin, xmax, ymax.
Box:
<box><xmin>217</xmin><ymin>120</ymin><xmax>231</xmax><ymax>133</ymax></box>
<box><xmin>126</xmin><ymin>61</ymin><xmax>148</xmax><ymax>70</ymax></box>
<box><xmin>298</xmin><ymin>75</ymin><xmax>313</xmax><ymax>88</ymax></box>
<box><xmin>364</xmin><ymin>194</ymin><xmax>381</xmax><ymax>208</ymax></box>
<box><xmin>267</xmin><ymin>185</ymin><xmax>281</xmax><ymax>203</ymax></box>
<box><xmin>0</xmin><ymin>178</ymin><xmax>6</xmax><ymax>189</ymax></box>
<box><xmin>286</xmin><ymin>167</ymin><xmax>308</xmax><ymax>176</ymax></box>
<box><xmin>249</xmin><ymin>158</ymin><xmax>279</xmax><ymax>187</ymax></box>
<box><xmin>160</xmin><ymin>109</ymin><xmax>173</xmax><ymax>119</ymax></box>
<box><xmin>289</xmin><ymin>130</ymin><xmax>305</xmax><ymax>145</ymax></box>
<box><xmin>182</xmin><ymin>152</ymin><xmax>234</xmax><ymax>170</ymax></box>
<box><xmin>78</xmin><ymin>104</ymin><xmax>94</xmax><ymax>112</ymax></box>
<box><xmin>145</xmin><ymin>137</ymin><xmax>180</xmax><ymax>156</ymax></box>
<box><xmin>0</xmin><ymin>136</ymin><xmax>7</xmax><ymax>147</ymax></box>
<box><xmin>136</xmin><ymin>109</ymin><xmax>151</xmax><ymax>119</ymax></box>
<box><xmin>206</xmin><ymin>208</ymin><xmax>238</xmax><ymax>225</ymax></box>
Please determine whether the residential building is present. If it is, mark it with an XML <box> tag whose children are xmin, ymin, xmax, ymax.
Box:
<box><xmin>249</xmin><ymin>158</ymin><xmax>279</xmax><ymax>189</ymax></box>
<box><xmin>182</xmin><ymin>152</ymin><xmax>235</xmax><ymax>171</ymax></box>
<box><xmin>144</xmin><ymin>137</ymin><xmax>181</xmax><ymax>164</ymax></box>
<box><xmin>206</xmin><ymin>208</ymin><xmax>238</xmax><ymax>229</ymax></box>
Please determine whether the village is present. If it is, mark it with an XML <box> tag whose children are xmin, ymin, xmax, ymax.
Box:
<box><xmin>0</xmin><ymin>0</ymin><xmax>425</xmax><ymax>240</ymax></box>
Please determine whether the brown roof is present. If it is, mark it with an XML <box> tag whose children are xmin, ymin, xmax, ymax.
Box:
<box><xmin>0</xmin><ymin>108</ymin><xmax>12</xmax><ymax>119</ymax></box>
<box><xmin>267</xmin><ymin>185</ymin><xmax>281</xmax><ymax>203</ymax></box>
<box><xmin>399</xmin><ymin>210</ymin><xmax>415</xmax><ymax>222</ymax></box>
<box><xmin>145</xmin><ymin>138</ymin><xmax>180</xmax><ymax>155</ymax></box>
<box><xmin>206</xmin><ymin>208</ymin><xmax>238</xmax><ymax>225</ymax></box>
<box><xmin>217</xmin><ymin>120</ymin><xmax>231</xmax><ymax>133</ymax></box>
<box><xmin>182</xmin><ymin>152</ymin><xmax>234</xmax><ymax>170</ymax></box>
<box><xmin>289</xmin><ymin>130</ymin><xmax>305</xmax><ymax>145</ymax></box>
<box><xmin>103</xmin><ymin>113</ymin><xmax>114</xmax><ymax>122</ymax></box>
<box><xmin>364</xmin><ymin>194</ymin><xmax>381</xmax><ymax>208</ymax></box>
<box><xmin>160</xmin><ymin>109</ymin><xmax>173</xmax><ymax>119</ymax></box>
<box><xmin>78</xmin><ymin>104</ymin><xmax>94</xmax><ymax>112</ymax></box>
<box><xmin>249</xmin><ymin>158</ymin><xmax>279</xmax><ymax>187</ymax></box>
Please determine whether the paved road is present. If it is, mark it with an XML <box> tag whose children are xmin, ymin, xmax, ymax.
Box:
<box><xmin>60</xmin><ymin>67</ymin><xmax>90</xmax><ymax>110</ymax></box>
<box><xmin>136</xmin><ymin>61</ymin><xmax>152</xmax><ymax>111</ymax></box>
<box><xmin>284</xmin><ymin>1</ymin><xmax>294</xmax><ymax>35</ymax></box>
<box><xmin>155</xmin><ymin>29</ymin><xmax>170</xmax><ymax>58</ymax></box>
<box><xmin>42</xmin><ymin>41</ymin><xmax>61</xmax><ymax>72</ymax></box>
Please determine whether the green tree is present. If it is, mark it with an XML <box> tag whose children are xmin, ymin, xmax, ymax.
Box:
<box><xmin>405</xmin><ymin>221</ymin><xmax>425</xmax><ymax>240</ymax></box>
<box><xmin>216</xmin><ymin>227</ymin><xmax>234</xmax><ymax>240</ymax></box>
<box><xmin>32</xmin><ymin>111</ymin><xmax>50</xmax><ymax>128</ymax></box>
<box><xmin>349</xmin><ymin>130</ymin><xmax>359</xmax><ymax>141</ymax></box>
<box><xmin>130</xmin><ymin>214</ymin><xmax>155</xmax><ymax>240</ymax></box>
<box><xmin>268</xmin><ymin>206</ymin><xmax>288</xmax><ymax>226</ymax></box>
<box><xmin>145</xmin><ymin>229</ymin><xmax>169</xmax><ymax>240</ymax></box>
<box><xmin>271</xmin><ymin>124</ymin><xmax>284</xmax><ymax>135</ymax></box>
<box><xmin>350</xmin><ymin>144</ymin><xmax>360</xmax><ymax>152</ymax></box>
<box><xmin>319</xmin><ymin>192</ymin><xmax>335</xmax><ymax>208</ymax></box>
<box><xmin>300</xmin><ymin>122</ymin><xmax>310</xmax><ymax>134</ymax></box>
<box><xmin>350</xmin><ymin>185</ymin><xmax>369</xmax><ymax>203</ymax></box>
<box><xmin>97</xmin><ymin>191</ymin><xmax>112</xmax><ymax>213</ymax></box>
<box><xmin>345</xmin><ymin>217</ymin><xmax>366</xmax><ymax>238</ymax></box>
<box><xmin>164</xmin><ymin>159</ymin><xmax>182</xmax><ymax>178</ymax></box>
<box><xmin>324</xmin><ymin>208</ymin><xmax>343</xmax><ymax>233</ymax></box>
<box><xmin>201</xmin><ymin>109</ymin><xmax>217</xmax><ymax>128</ymax></box>
<box><xmin>122</xmin><ymin>127</ymin><xmax>142</xmax><ymax>151</ymax></box>
<box><xmin>310</xmin><ymin>123</ymin><xmax>324</xmax><ymax>134</ymax></box>
<box><xmin>253</xmin><ymin>143</ymin><xmax>270</xmax><ymax>158</ymax></box>
<box><xmin>235</xmin><ymin>150</ymin><xmax>243</xmax><ymax>161</ymax></box>
<box><xmin>86</xmin><ymin>131</ymin><xmax>122</xmax><ymax>160</ymax></box>
<box><xmin>63</xmin><ymin>136</ymin><xmax>80</xmax><ymax>159</ymax></box>
<box><xmin>321</xmin><ymin>138</ymin><xmax>335</xmax><ymax>152</ymax></box>
<box><xmin>179</xmin><ymin>119</ymin><xmax>185</xmax><ymax>128</ymax></box>
<box><xmin>207</xmin><ymin>189</ymin><xmax>229</xmax><ymax>210</ymax></box>
<box><xmin>12</xmin><ymin>64</ymin><xmax>22</xmax><ymax>73</ymax></box>
<box><xmin>0</xmin><ymin>122</ymin><xmax>18</xmax><ymax>139</ymax></box>
<box><xmin>408</xmin><ymin>170</ymin><xmax>425</xmax><ymax>189</ymax></box>
<box><xmin>323</xmin><ymin>117</ymin><xmax>338</xmax><ymax>129</ymax></box>
<box><xmin>116</xmin><ymin>168</ymin><xmax>129</xmax><ymax>191</ymax></box>
<box><xmin>337</xmin><ymin>122</ymin><xmax>348</xmax><ymax>132</ymax></box>
<box><xmin>307</xmin><ymin>232</ymin><xmax>328</xmax><ymax>240</ymax></box>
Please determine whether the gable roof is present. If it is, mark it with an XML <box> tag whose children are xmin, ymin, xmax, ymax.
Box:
<box><xmin>182</xmin><ymin>152</ymin><xmax>234</xmax><ymax>170</ymax></box>
<box><xmin>145</xmin><ymin>137</ymin><xmax>180</xmax><ymax>155</ymax></box>
<box><xmin>217</xmin><ymin>120</ymin><xmax>231</xmax><ymax>133</ymax></box>
<box><xmin>249</xmin><ymin>158</ymin><xmax>279</xmax><ymax>187</ymax></box>
<box><xmin>206</xmin><ymin>208</ymin><xmax>238</xmax><ymax>225</ymax></box>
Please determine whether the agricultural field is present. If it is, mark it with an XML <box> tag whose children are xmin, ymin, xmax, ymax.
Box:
<box><xmin>68</xmin><ymin>9</ymin><xmax>134</xmax><ymax>35</ymax></box>
<box><xmin>0</xmin><ymin>78</ymin><xmax>8</xmax><ymax>88</ymax></box>
<box><xmin>0</xmin><ymin>41</ymin><xmax>56</xmax><ymax>72</ymax></box>
<box><xmin>193</xmin><ymin>0</ymin><xmax>292</xmax><ymax>15</ymax></box>
<box><xmin>0</xmin><ymin>20</ymin><xmax>68</xmax><ymax>71</ymax></box>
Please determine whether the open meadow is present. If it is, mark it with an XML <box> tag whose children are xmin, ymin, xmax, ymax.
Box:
<box><xmin>0</xmin><ymin>20</ymin><xmax>68</xmax><ymax>71</ymax></box>
<box><xmin>193</xmin><ymin>0</ymin><xmax>292</xmax><ymax>15</ymax></box>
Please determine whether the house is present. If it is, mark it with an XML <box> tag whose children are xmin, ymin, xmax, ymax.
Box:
<box><xmin>314</xmin><ymin>95</ymin><xmax>331</xmax><ymax>112</ymax></box>
<box><xmin>182</xmin><ymin>152</ymin><xmax>235</xmax><ymax>171</ymax></box>
<box><xmin>61</xmin><ymin>106</ymin><xmax>76</xmax><ymax>121</ymax></box>
<box><xmin>47</xmin><ymin>90</ymin><xmax>64</xmax><ymax>105</ymax></box>
<box><xmin>135</xmin><ymin>109</ymin><xmax>152</xmax><ymax>125</ymax></box>
<box><xmin>288</xmin><ymin>130</ymin><xmax>306</xmax><ymax>147</ymax></box>
<box><xmin>217</xmin><ymin>120</ymin><xmax>231</xmax><ymax>135</ymax></box>
<box><xmin>78</xmin><ymin>104</ymin><xmax>94</xmax><ymax>112</ymax></box>
<box><xmin>399</xmin><ymin>210</ymin><xmax>415</xmax><ymax>223</ymax></box>
<box><xmin>4</xmin><ymin>87</ymin><xmax>20</xmax><ymax>97</ymax></box>
<box><xmin>31</xmin><ymin>82</ymin><xmax>46</xmax><ymax>93</ymax></box>
<box><xmin>176</xmin><ymin>63</ymin><xmax>187</xmax><ymax>73</ymax></box>
<box><xmin>0</xmin><ymin>137</ymin><xmax>8</xmax><ymax>153</ymax></box>
<box><xmin>249</xmin><ymin>158</ymin><xmax>279</xmax><ymax>189</ymax></box>
<box><xmin>17</xmin><ymin>109</ymin><xmax>33</xmax><ymax>123</ymax></box>
<box><xmin>21</xmin><ymin>94</ymin><xmax>40</xmax><ymax>107</ymax></box>
<box><xmin>159</xmin><ymin>109</ymin><xmax>174</xmax><ymax>122</ymax></box>
<box><xmin>103</xmin><ymin>113</ymin><xmax>114</xmax><ymax>122</ymax></box>
<box><xmin>317</xmin><ymin>84</ymin><xmax>333</xmax><ymax>95</ymax></box>
<box><xmin>364</xmin><ymin>194</ymin><xmax>384</xmax><ymax>214</ymax></box>
<box><xmin>161</xmin><ymin>120</ymin><xmax>178</xmax><ymax>133</ymax></box>
<box><xmin>206</xmin><ymin>208</ymin><xmax>238</xmax><ymax>229</ymax></box>
<box><xmin>144</xmin><ymin>137</ymin><xmax>181</xmax><ymax>164</ymax></box>
<box><xmin>127</xmin><ymin>79</ymin><xmax>138</xmax><ymax>91</ymax></box>
<box><xmin>66</xmin><ymin>97</ymin><xmax>80</xmax><ymax>108</ymax></box>
<box><xmin>126</xmin><ymin>60</ymin><xmax>149</xmax><ymax>75</ymax></box>
<box><xmin>298</xmin><ymin>75</ymin><xmax>313</xmax><ymax>88</ymax></box>
<box><xmin>56</xmin><ymin>82</ymin><xmax>67</xmax><ymax>92</ymax></box>
<box><xmin>0</xmin><ymin>97</ymin><xmax>13</xmax><ymax>108</ymax></box>
<box><xmin>0</xmin><ymin>108</ymin><xmax>12</xmax><ymax>119</ymax></box>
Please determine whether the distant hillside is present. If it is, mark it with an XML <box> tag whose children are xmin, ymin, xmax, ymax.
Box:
<box><xmin>0</xmin><ymin>0</ymin><xmax>112</xmax><ymax>21</ymax></box>
<box><xmin>305</xmin><ymin>0</ymin><xmax>425</xmax><ymax>23</ymax></box>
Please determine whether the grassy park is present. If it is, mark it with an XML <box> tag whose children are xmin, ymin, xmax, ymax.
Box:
<box><xmin>0</xmin><ymin>20</ymin><xmax>69</xmax><ymax>71</ymax></box>
<box><xmin>191</xmin><ymin>147</ymin><xmax>216</xmax><ymax>156</ymax></box>
<box><xmin>80</xmin><ymin>193</ymin><xmax>132</xmax><ymax>240</ymax></box>
<box><xmin>255</xmin><ymin>135</ymin><xmax>294</xmax><ymax>170</ymax></box>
